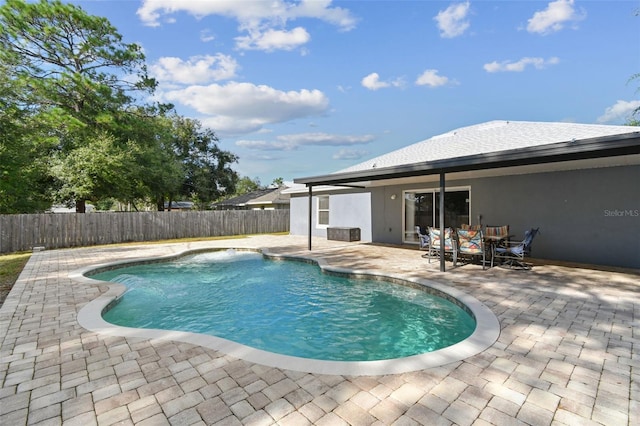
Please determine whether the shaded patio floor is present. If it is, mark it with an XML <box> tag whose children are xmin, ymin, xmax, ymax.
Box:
<box><xmin>1</xmin><ymin>235</ymin><xmax>638</xmax><ymax>425</ymax></box>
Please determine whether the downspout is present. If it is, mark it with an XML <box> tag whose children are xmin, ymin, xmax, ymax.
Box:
<box><xmin>440</xmin><ymin>172</ymin><xmax>446</xmax><ymax>272</ymax></box>
<box><xmin>308</xmin><ymin>185</ymin><xmax>313</xmax><ymax>250</ymax></box>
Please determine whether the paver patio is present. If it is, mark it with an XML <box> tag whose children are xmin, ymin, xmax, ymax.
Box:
<box><xmin>1</xmin><ymin>235</ymin><xmax>638</xmax><ymax>425</ymax></box>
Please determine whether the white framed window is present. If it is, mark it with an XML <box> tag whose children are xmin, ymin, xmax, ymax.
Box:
<box><xmin>317</xmin><ymin>195</ymin><xmax>329</xmax><ymax>228</ymax></box>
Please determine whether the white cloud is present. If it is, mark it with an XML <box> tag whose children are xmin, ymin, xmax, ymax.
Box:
<box><xmin>137</xmin><ymin>0</ymin><xmax>357</xmax><ymax>51</ymax></box>
<box><xmin>415</xmin><ymin>69</ymin><xmax>451</xmax><ymax>87</ymax></box>
<box><xmin>287</xmin><ymin>0</ymin><xmax>357</xmax><ymax>30</ymax></box>
<box><xmin>137</xmin><ymin>0</ymin><xmax>275</xmax><ymax>27</ymax></box>
<box><xmin>483</xmin><ymin>57</ymin><xmax>560</xmax><ymax>73</ymax></box>
<box><xmin>235</xmin><ymin>27</ymin><xmax>311</xmax><ymax>52</ymax></box>
<box><xmin>200</xmin><ymin>29</ymin><xmax>215</xmax><ymax>42</ymax></box>
<box><xmin>236</xmin><ymin>140</ymin><xmax>292</xmax><ymax>151</ymax></box>
<box><xmin>150</xmin><ymin>55</ymin><xmax>239</xmax><ymax>85</ymax></box>
<box><xmin>362</xmin><ymin>73</ymin><xmax>388</xmax><ymax>90</ymax></box>
<box><xmin>332</xmin><ymin>149</ymin><xmax>369</xmax><ymax>160</ymax></box>
<box><xmin>237</xmin><ymin>132</ymin><xmax>374</xmax><ymax>151</ymax></box>
<box><xmin>434</xmin><ymin>2</ymin><xmax>471</xmax><ymax>38</ymax></box>
<box><xmin>597</xmin><ymin>100</ymin><xmax>640</xmax><ymax>124</ymax></box>
<box><xmin>278</xmin><ymin>132</ymin><xmax>374</xmax><ymax>146</ymax></box>
<box><xmin>200</xmin><ymin>116</ymin><xmax>265</xmax><ymax>136</ymax></box>
<box><xmin>162</xmin><ymin>82</ymin><xmax>330</xmax><ymax>135</ymax></box>
<box><xmin>361</xmin><ymin>73</ymin><xmax>404</xmax><ymax>91</ymax></box>
<box><xmin>527</xmin><ymin>0</ymin><xmax>585</xmax><ymax>35</ymax></box>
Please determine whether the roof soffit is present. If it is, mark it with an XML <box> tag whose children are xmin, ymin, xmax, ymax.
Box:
<box><xmin>294</xmin><ymin>133</ymin><xmax>640</xmax><ymax>187</ymax></box>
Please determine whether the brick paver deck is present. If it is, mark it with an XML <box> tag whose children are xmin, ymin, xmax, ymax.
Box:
<box><xmin>1</xmin><ymin>235</ymin><xmax>638</xmax><ymax>425</ymax></box>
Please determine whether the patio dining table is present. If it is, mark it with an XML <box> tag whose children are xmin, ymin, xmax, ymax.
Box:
<box><xmin>483</xmin><ymin>234</ymin><xmax>514</xmax><ymax>267</ymax></box>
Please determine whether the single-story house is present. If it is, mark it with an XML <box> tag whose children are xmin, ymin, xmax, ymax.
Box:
<box><xmin>212</xmin><ymin>187</ymin><xmax>290</xmax><ymax>210</ymax></box>
<box><xmin>163</xmin><ymin>201</ymin><xmax>194</xmax><ymax>211</ymax></box>
<box><xmin>49</xmin><ymin>203</ymin><xmax>95</xmax><ymax>213</ymax></box>
<box><xmin>287</xmin><ymin>120</ymin><xmax>640</xmax><ymax>270</ymax></box>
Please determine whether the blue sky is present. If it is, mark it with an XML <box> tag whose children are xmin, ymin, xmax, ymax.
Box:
<box><xmin>76</xmin><ymin>0</ymin><xmax>640</xmax><ymax>186</ymax></box>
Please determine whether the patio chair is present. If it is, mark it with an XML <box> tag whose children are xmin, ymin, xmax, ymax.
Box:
<box><xmin>484</xmin><ymin>225</ymin><xmax>510</xmax><ymax>240</ymax></box>
<box><xmin>415</xmin><ymin>226</ymin><xmax>430</xmax><ymax>257</ymax></box>
<box><xmin>456</xmin><ymin>228</ymin><xmax>487</xmax><ymax>270</ymax></box>
<box><xmin>427</xmin><ymin>227</ymin><xmax>457</xmax><ymax>265</ymax></box>
<box><xmin>461</xmin><ymin>224</ymin><xmax>481</xmax><ymax>231</ymax></box>
<box><xmin>493</xmin><ymin>228</ymin><xmax>540</xmax><ymax>269</ymax></box>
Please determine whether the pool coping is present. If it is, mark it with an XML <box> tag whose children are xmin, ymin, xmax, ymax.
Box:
<box><xmin>71</xmin><ymin>247</ymin><xmax>500</xmax><ymax>376</ymax></box>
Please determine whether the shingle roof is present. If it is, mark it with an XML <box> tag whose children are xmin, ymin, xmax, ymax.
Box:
<box><xmin>338</xmin><ymin>120</ymin><xmax>639</xmax><ymax>173</ymax></box>
<box><xmin>214</xmin><ymin>188</ymin><xmax>277</xmax><ymax>207</ymax></box>
<box><xmin>246</xmin><ymin>186</ymin><xmax>290</xmax><ymax>205</ymax></box>
<box><xmin>163</xmin><ymin>201</ymin><xmax>194</xmax><ymax>209</ymax></box>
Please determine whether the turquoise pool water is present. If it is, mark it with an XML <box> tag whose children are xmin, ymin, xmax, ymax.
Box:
<box><xmin>93</xmin><ymin>250</ymin><xmax>476</xmax><ymax>361</ymax></box>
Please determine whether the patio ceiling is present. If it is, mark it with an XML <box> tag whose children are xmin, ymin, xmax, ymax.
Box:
<box><xmin>294</xmin><ymin>132</ymin><xmax>640</xmax><ymax>188</ymax></box>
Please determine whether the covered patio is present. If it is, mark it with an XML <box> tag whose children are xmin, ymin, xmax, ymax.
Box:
<box><xmin>290</xmin><ymin>121</ymin><xmax>640</xmax><ymax>270</ymax></box>
<box><xmin>1</xmin><ymin>234</ymin><xmax>637</xmax><ymax>425</ymax></box>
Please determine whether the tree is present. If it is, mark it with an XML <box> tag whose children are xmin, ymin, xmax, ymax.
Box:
<box><xmin>0</xmin><ymin>63</ymin><xmax>53</xmax><ymax>213</ymax></box>
<box><xmin>1</xmin><ymin>1</ymin><xmax>241</xmax><ymax>213</ymax></box>
<box><xmin>0</xmin><ymin>0</ymin><xmax>155</xmax><ymax>119</ymax></box>
<box><xmin>50</xmin><ymin>132</ymin><xmax>138</xmax><ymax>206</ymax></box>
<box><xmin>234</xmin><ymin>177</ymin><xmax>263</xmax><ymax>196</ymax></box>
<box><xmin>0</xmin><ymin>0</ymin><xmax>156</xmax><ymax>212</ymax></box>
<box><xmin>168</xmin><ymin>115</ymin><xmax>239</xmax><ymax>210</ymax></box>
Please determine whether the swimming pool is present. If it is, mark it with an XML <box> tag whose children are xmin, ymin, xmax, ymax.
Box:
<box><xmin>91</xmin><ymin>250</ymin><xmax>475</xmax><ymax>362</ymax></box>
<box><xmin>74</xmin><ymin>248</ymin><xmax>500</xmax><ymax>375</ymax></box>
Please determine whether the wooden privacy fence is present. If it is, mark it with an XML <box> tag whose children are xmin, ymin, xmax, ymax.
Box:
<box><xmin>0</xmin><ymin>210</ymin><xmax>290</xmax><ymax>254</ymax></box>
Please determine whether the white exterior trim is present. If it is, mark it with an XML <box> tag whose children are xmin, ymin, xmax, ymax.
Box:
<box><xmin>316</xmin><ymin>195</ymin><xmax>330</xmax><ymax>229</ymax></box>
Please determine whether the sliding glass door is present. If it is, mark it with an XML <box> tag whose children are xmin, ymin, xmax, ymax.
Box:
<box><xmin>404</xmin><ymin>188</ymin><xmax>470</xmax><ymax>243</ymax></box>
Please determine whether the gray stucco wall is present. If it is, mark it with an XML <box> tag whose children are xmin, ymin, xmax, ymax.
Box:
<box><xmin>290</xmin><ymin>165</ymin><xmax>640</xmax><ymax>268</ymax></box>
<box><xmin>471</xmin><ymin>165</ymin><xmax>640</xmax><ymax>268</ymax></box>
<box><xmin>371</xmin><ymin>186</ymin><xmax>404</xmax><ymax>244</ymax></box>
